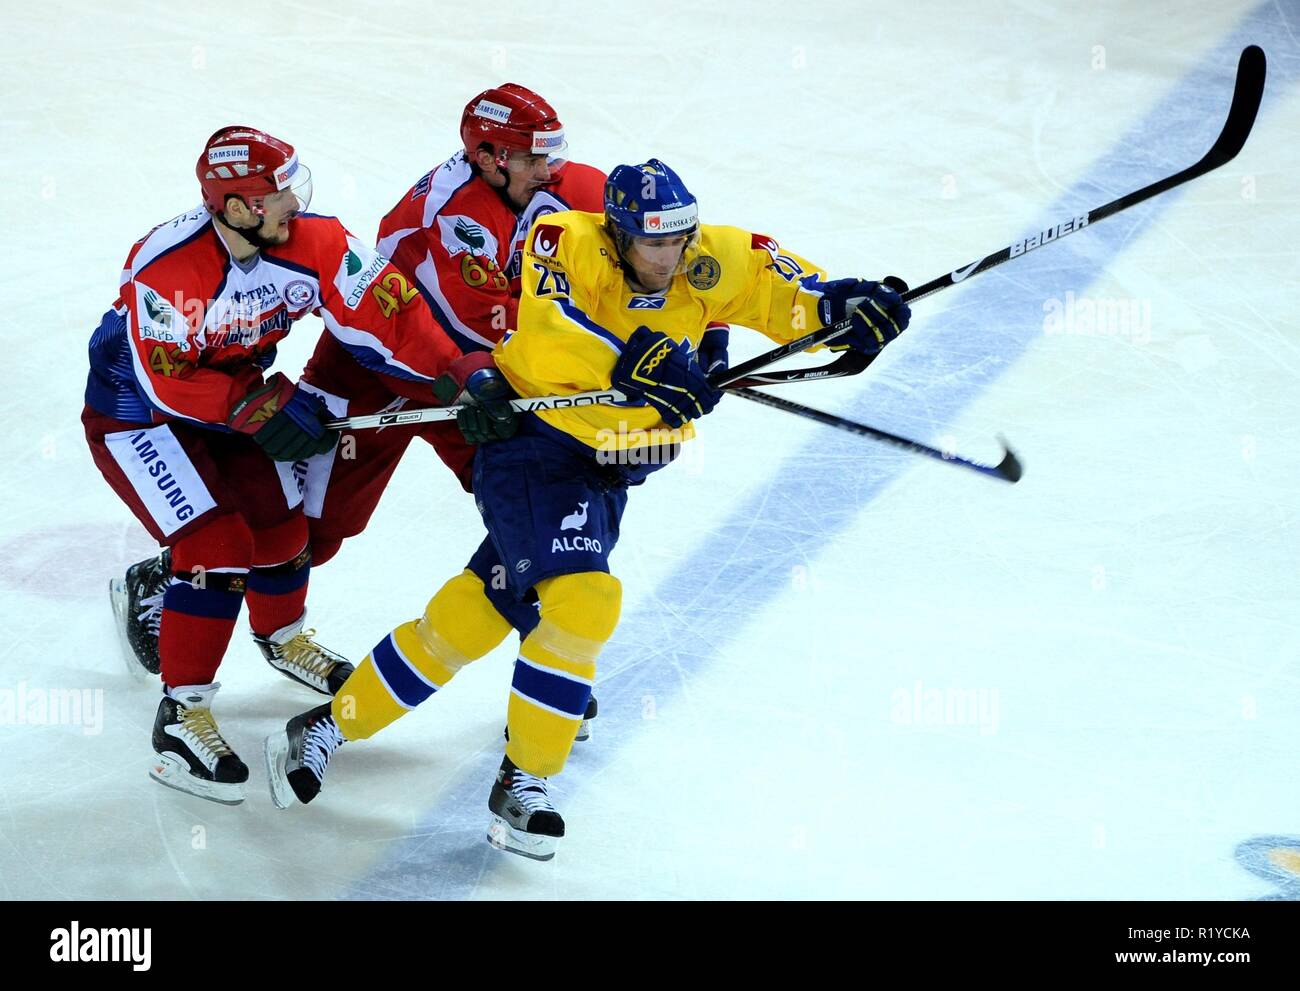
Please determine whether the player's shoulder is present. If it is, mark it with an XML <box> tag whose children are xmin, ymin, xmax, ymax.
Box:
<box><xmin>681</xmin><ymin>224</ymin><xmax>775</xmax><ymax>292</ymax></box>
<box><xmin>547</xmin><ymin>161</ymin><xmax>608</xmax><ymax>212</ymax></box>
<box><xmin>526</xmin><ymin>210</ymin><xmax>608</xmax><ymax>265</ymax></box>
<box><xmin>696</xmin><ymin>223</ymin><xmax>774</xmax><ymax>259</ymax></box>
<box><xmin>265</xmin><ymin>213</ymin><xmax>351</xmax><ymax>269</ymax></box>
<box><xmin>126</xmin><ymin>205</ymin><xmax>218</xmax><ymax>282</ymax></box>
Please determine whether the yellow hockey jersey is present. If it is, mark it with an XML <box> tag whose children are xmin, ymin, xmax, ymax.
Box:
<box><xmin>494</xmin><ymin>210</ymin><xmax>831</xmax><ymax>452</ymax></box>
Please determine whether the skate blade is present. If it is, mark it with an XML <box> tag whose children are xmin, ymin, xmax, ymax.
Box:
<box><xmin>487</xmin><ymin>815</ymin><xmax>558</xmax><ymax>861</ymax></box>
<box><xmin>263</xmin><ymin>731</ymin><xmax>295</xmax><ymax>810</ymax></box>
<box><xmin>149</xmin><ymin>753</ymin><xmax>244</xmax><ymax>806</ymax></box>
<box><xmin>110</xmin><ymin>578</ymin><xmax>151</xmax><ymax>683</ymax></box>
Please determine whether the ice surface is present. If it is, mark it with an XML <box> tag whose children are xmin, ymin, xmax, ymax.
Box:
<box><xmin>1</xmin><ymin>0</ymin><xmax>1297</xmax><ymax>899</ymax></box>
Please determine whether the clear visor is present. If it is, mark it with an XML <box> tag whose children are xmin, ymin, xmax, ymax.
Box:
<box><xmin>254</xmin><ymin>164</ymin><xmax>313</xmax><ymax>216</ymax></box>
<box><xmin>498</xmin><ymin>147</ymin><xmax>567</xmax><ymax>179</ymax></box>
<box><xmin>622</xmin><ymin>230</ymin><xmax>700</xmax><ymax>284</ymax></box>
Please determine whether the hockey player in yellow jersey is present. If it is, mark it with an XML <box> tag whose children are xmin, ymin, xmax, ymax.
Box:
<box><xmin>266</xmin><ymin>159</ymin><xmax>910</xmax><ymax>861</ymax></box>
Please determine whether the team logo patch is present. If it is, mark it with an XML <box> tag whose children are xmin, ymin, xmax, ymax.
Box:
<box><xmin>687</xmin><ymin>255</ymin><xmax>721</xmax><ymax>290</ymax></box>
<box><xmin>531</xmin><ymin>223</ymin><xmax>564</xmax><ymax>258</ymax></box>
<box><xmin>282</xmin><ymin>280</ymin><xmax>314</xmax><ymax>308</ymax></box>
<box><xmin>560</xmin><ymin>502</ymin><xmax>588</xmax><ymax>532</ymax></box>
<box><xmin>436</xmin><ymin>214</ymin><xmax>500</xmax><ymax>259</ymax></box>
<box><xmin>628</xmin><ymin>295</ymin><xmax>667</xmax><ymax>310</ymax></box>
<box><xmin>138</xmin><ymin>287</ymin><xmax>188</xmax><ymax>345</ymax></box>
<box><xmin>552</xmin><ymin>501</ymin><xmax>602</xmax><ymax>553</ymax></box>
<box><xmin>337</xmin><ymin>239</ymin><xmax>387</xmax><ymax>310</ymax></box>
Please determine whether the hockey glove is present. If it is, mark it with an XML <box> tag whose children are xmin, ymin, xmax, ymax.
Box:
<box><xmin>697</xmin><ymin>324</ymin><xmax>730</xmax><ymax>377</ymax></box>
<box><xmin>814</xmin><ymin>278</ymin><xmax>911</xmax><ymax>354</ymax></box>
<box><xmin>611</xmin><ymin>326</ymin><xmax>723</xmax><ymax>429</ymax></box>
<box><xmin>228</xmin><ymin>373</ymin><xmax>338</xmax><ymax>462</ymax></box>
<box><xmin>432</xmin><ymin>352</ymin><xmax>518</xmax><ymax>445</ymax></box>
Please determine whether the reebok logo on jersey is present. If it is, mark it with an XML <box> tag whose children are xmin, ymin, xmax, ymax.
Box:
<box><xmin>531</xmin><ymin>224</ymin><xmax>564</xmax><ymax>258</ymax></box>
<box><xmin>628</xmin><ymin>295</ymin><xmax>667</xmax><ymax>309</ymax></box>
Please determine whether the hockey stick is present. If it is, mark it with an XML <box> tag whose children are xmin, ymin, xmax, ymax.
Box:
<box><xmin>330</xmin><ymin>46</ymin><xmax>1265</xmax><ymax>434</ymax></box>
<box><xmin>723</xmin><ymin>45</ymin><xmax>1266</xmax><ymax>478</ymax></box>
<box><xmin>896</xmin><ymin>44</ymin><xmax>1265</xmax><ymax>305</ymax></box>
<box><xmin>734</xmin><ymin>386</ymin><xmax>1023</xmax><ymax>482</ymax></box>
<box><xmin>327</xmin><ymin>315</ymin><xmax>861</xmax><ymax>430</ymax></box>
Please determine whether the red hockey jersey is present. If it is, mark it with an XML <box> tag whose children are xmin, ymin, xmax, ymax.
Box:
<box><xmin>85</xmin><ymin>207</ymin><xmax>460</xmax><ymax>426</ymax></box>
<box><xmin>375</xmin><ymin>153</ymin><xmax>606</xmax><ymax>354</ymax></box>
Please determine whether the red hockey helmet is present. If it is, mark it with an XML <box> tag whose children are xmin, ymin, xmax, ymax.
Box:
<box><xmin>459</xmin><ymin>84</ymin><xmax>568</xmax><ymax>169</ymax></box>
<box><xmin>196</xmin><ymin>125</ymin><xmax>313</xmax><ymax>216</ymax></box>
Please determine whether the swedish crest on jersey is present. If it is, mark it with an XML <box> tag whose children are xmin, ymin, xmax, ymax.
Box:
<box><xmin>687</xmin><ymin>255</ymin><xmax>721</xmax><ymax>290</ymax></box>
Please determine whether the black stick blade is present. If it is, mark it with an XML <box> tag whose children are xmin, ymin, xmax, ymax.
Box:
<box><xmin>1204</xmin><ymin>44</ymin><xmax>1267</xmax><ymax>167</ymax></box>
<box><xmin>994</xmin><ymin>440</ymin><xmax>1023</xmax><ymax>483</ymax></box>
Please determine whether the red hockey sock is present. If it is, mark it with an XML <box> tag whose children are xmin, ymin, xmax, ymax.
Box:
<box><xmin>161</xmin><ymin>513</ymin><xmax>252</xmax><ymax>687</ymax></box>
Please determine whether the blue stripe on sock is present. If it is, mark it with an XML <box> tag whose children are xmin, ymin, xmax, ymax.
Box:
<box><xmin>163</xmin><ymin>580</ymin><xmax>243</xmax><ymax>620</ymax></box>
<box><xmin>510</xmin><ymin>658</ymin><xmax>590</xmax><ymax>718</ymax></box>
<box><xmin>247</xmin><ymin>563</ymin><xmax>310</xmax><ymax>596</ymax></box>
<box><xmin>371</xmin><ymin>634</ymin><xmax>436</xmax><ymax>709</ymax></box>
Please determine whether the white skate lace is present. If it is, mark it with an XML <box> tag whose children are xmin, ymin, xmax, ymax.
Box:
<box><xmin>302</xmin><ymin>717</ymin><xmax>344</xmax><ymax>782</ymax></box>
<box><xmin>178</xmin><ymin>706</ymin><xmax>234</xmax><ymax>762</ymax></box>
<box><xmin>138</xmin><ymin>591</ymin><xmax>164</xmax><ymax>638</ymax></box>
<box><xmin>280</xmin><ymin>630</ymin><xmax>339</xmax><ymax>683</ymax></box>
<box><xmin>509</xmin><ymin>769</ymin><xmax>556</xmax><ymax>814</ymax></box>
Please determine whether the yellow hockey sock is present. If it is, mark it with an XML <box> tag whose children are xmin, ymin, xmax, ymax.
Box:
<box><xmin>506</xmin><ymin>571</ymin><xmax>621</xmax><ymax>776</ymax></box>
<box><xmin>333</xmin><ymin>569</ymin><xmax>511</xmax><ymax>740</ymax></box>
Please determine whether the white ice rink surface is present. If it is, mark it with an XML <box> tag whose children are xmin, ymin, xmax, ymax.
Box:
<box><xmin>2</xmin><ymin>0</ymin><xmax>1298</xmax><ymax>899</ymax></box>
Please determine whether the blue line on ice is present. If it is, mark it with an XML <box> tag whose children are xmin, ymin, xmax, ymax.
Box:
<box><xmin>345</xmin><ymin>5</ymin><xmax>1296</xmax><ymax>899</ymax></box>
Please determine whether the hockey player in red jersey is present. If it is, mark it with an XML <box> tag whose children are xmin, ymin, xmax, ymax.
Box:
<box><xmin>112</xmin><ymin>86</ymin><xmax>618</xmax><ymax>736</ymax></box>
<box><xmin>300</xmin><ymin>84</ymin><xmax>606</xmax><ymax>568</ymax></box>
<box><xmin>84</xmin><ymin>126</ymin><xmax>491</xmax><ymax>804</ymax></box>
